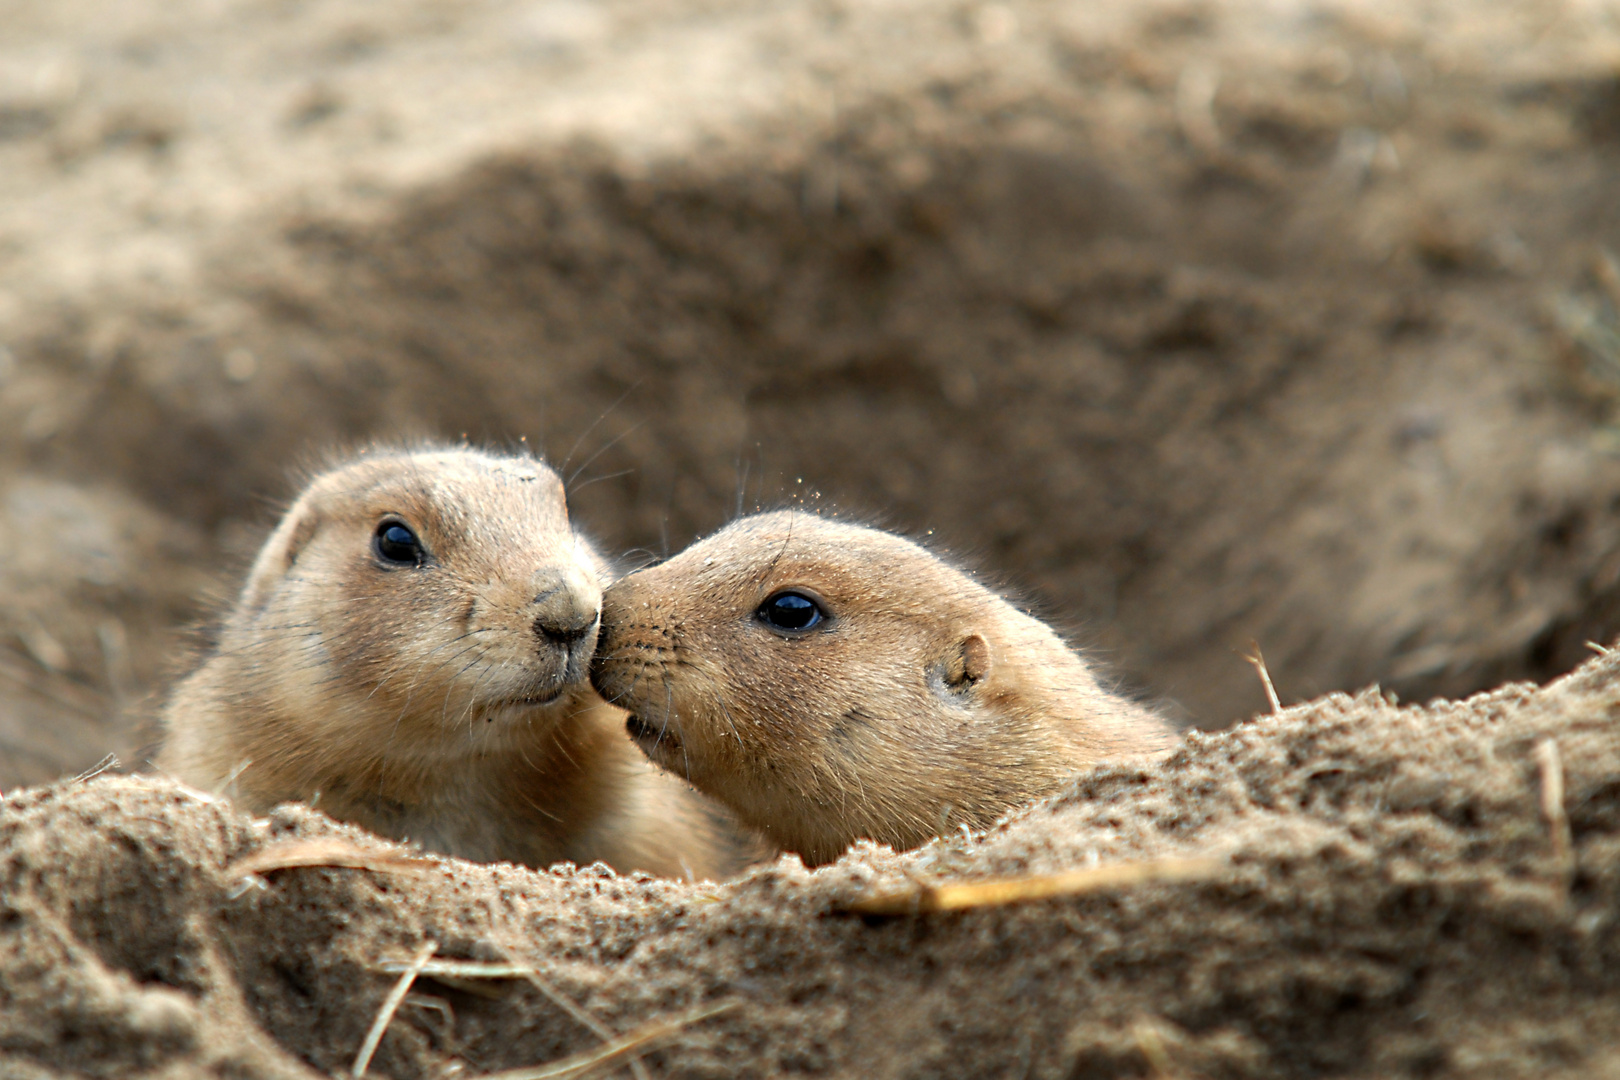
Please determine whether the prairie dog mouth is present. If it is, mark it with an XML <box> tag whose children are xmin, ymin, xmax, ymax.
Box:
<box><xmin>482</xmin><ymin>688</ymin><xmax>567</xmax><ymax>715</ymax></box>
<box><xmin>625</xmin><ymin>713</ymin><xmax>680</xmax><ymax>754</ymax></box>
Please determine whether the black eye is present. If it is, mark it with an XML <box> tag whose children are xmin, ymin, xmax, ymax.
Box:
<box><xmin>373</xmin><ymin>521</ymin><xmax>424</xmax><ymax>566</ymax></box>
<box><xmin>757</xmin><ymin>591</ymin><xmax>825</xmax><ymax>632</ymax></box>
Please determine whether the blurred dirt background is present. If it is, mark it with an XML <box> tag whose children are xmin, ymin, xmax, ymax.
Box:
<box><xmin>6</xmin><ymin>0</ymin><xmax>1620</xmax><ymax>785</ymax></box>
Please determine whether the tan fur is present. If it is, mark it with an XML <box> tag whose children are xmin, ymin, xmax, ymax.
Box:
<box><xmin>592</xmin><ymin>511</ymin><xmax>1177</xmax><ymax>867</ymax></box>
<box><xmin>159</xmin><ymin>446</ymin><xmax>758</xmax><ymax>880</ymax></box>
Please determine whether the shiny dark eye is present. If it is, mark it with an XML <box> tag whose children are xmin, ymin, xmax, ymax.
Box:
<box><xmin>373</xmin><ymin>521</ymin><xmax>424</xmax><ymax>566</ymax></box>
<box><xmin>757</xmin><ymin>591</ymin><xmax>825</xmax><ymax>632</ymax></box>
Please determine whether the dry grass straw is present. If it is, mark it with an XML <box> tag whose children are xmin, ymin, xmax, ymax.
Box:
<box><xmin>1242</xmin><ymin>640</ymin><xmax>1281</xmax><ymax>714</ymax></box>
<box><xmin>843</xmin><ymin>855</ymin><xmax>1223</xmax><ymax>916</ymax></box>
<box><xmin>224</xmin><ymin>838</ymin><xmax>436</xmax><ymax>880</ymax></box>
<box><xmin>353</xmin><ymin>939</ymin><xmax>437</xmax><ymax>1077</ymax></box>
<box><xmin>370</xmin><ymin>950</ymin><xmax>737</xmax><ymax>1079</ymax></box>
<box><xmin>499</xmin><ymin>946</ymin><xmax>653</xmax><ymax>1080</ymax></box>
<box><xmin>72</xmin><ymin>753</ymin><xmax>120</xmax><ymax>783</ymax></box>
<box><xmin>476</xmin><ymin>1001</ymin><xmax>739</xmax><ymax>1080</ymax></box>
<box><xmin>402</xmin><ymin>992</ymin><xmax>459</xmax><ymax>1051</ymax></box>
<box><xmin>374</xmin><ymin>945</ymin><xmax>654</xmax><ymax>1080</ymax></box>
<box><xmin>1533</xmin><ymin>738</ymin><xmax>1574</xmax><ymax>883</ymax></box>
<box><xmin>1132</xmin><ymin>1018</ymin><xmax>1180</xmax><ymax>1080</ymax></box>
<box><xmin>375</xmin><ymin>958</ymin><xmax>536</xmax><ymax>979</ymax></box>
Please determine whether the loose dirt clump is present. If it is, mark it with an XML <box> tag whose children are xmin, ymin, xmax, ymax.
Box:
<box><xmin>3</xmin><ymin>651</ymin><xmax>1619</xmax><ymax>1079</ymax></box>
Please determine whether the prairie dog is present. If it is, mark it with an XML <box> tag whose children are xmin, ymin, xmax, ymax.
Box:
<box><xmin>160</xmin><ymin>446</ymin><xmax>757</xmax><ymax>879</ymax></box>
<box><xmin>591</xmin><ymin>511</ymin><xmax>1175</xmax><ymax>866</ymax></box>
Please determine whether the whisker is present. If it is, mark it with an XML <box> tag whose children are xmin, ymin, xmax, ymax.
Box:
<box><xmin>566</xmin><ymin>420</ymin><xmax>648</xmax><ymax>488</ymax></box>
<box><xmin>567</xmin><ymin>467</ymin><xmax>637</xmax><ymax>495</ymax></box>
<box><xmin>559</xmin><ymin>380</ymin><xmax>643</xmax><ymax>476</ymax></box>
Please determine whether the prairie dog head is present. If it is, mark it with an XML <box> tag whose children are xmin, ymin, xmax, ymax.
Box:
<box><xmin>591</xmin><ymin>510</ymin><xmax>1171</xmax><ymax>865</ymax></box>
<box><xmin>222</xmin><ymin>447</ymin><xmax>608</xmax><ymax>762</ymax></box>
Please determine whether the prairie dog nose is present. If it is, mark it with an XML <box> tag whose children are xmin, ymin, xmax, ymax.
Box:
<box><xmin>532</xmin><ymin>568</ymin><xmax>601</xmax><ymax>646</ymax></box>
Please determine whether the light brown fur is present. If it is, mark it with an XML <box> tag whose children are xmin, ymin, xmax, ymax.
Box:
<box><xmin>592</xmin><ymin>511</ymin><xmax>1176</xmax><ymax>866</ymax></box>
<box><xmin>159</xmin><ymin>446</ymin><xmax>758</xmax><ymax>880</ymax></box>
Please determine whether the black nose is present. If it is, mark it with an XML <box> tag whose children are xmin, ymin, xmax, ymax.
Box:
<box><xmin>535</xmin><ymin>610</ymin><xmax>596</xmax><ymax>647</ymax></box>
<box><xmin>531</xmin><ymin>569</ymin><xmax>601</xmax><ymax>651</ymax></box>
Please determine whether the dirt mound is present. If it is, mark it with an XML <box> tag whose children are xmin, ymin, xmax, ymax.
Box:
<box><xmin>4</xmin><ymin>651</ymin><xmax>1618</xmax><ymax>1079</ymax></box>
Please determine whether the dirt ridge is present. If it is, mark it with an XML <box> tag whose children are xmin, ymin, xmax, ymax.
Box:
<box><xmin>2</xmin><ymin>653</ymin><xmax>1618</xmax><ymax>1078</ymax></box>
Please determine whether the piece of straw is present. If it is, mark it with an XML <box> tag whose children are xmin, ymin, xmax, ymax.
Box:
<box><xmin>497</xmin><ymin>945</ymin><xmax>652</xmax><ymax>1080</ymax></box>
<box><xmin>215</xmin><ymin>756</ymin><xmax>253</xmax><ymax>796</ymax></box>
<box><xmin>1242</xmin><ymin>641</ymin><xmax>1281</xmax><ymax>714</ymax></box>
<box><xmin>375</xmin><ymin>959</ymin><xmax>534</xmax><ymax>979</ymax></box>
<box><xmin>73</xmin><ymin>753</ymin><xmax>119</xmax><ymax>783</ymax></box>
<box><xmin>225</xmin><ymin>838</ymin><xmax>435</xmax><ymax>880</ymax></box>
<box><xmin>375</xmin><ymin>950</ymin><xmax>653</xmax><ymax>1080</ymax></box>
<box><xmin>1533</xmin><ymin>738</ymin><xmax>1574</xmax><ymax>877</ymax></box>
<box><xmin>1132</xmin><ymin>1019</ymin><xmax>1179</xmax><ymax>1080</ymax></box>
<box><xmin>475</xmin><ymin>1001</ymin><xmax>738</xmax><ymax>1080</ymax></box>
<box><xmin>353</xmin><ymin>939</ymin><xmax>437</xmax><ymax>1077</ymax></box>
<box><xmin>842</xmin><ymin>855</ymin><xmax>1223</xmax><ymax>916</ymax></box>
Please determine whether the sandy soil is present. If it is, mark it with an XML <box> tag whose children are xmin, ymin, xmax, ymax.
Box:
<box><xmin>4</xmin><ymin>650</ymin><xmax>1619</xmax><ymax>1078</ymax></box>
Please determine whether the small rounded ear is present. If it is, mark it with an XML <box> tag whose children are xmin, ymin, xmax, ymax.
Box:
<box><xmin>943</xmin><ymin>633</ymin><xmax>992</xmax><ymax>689</ymax></box>
<box><xmin>237</xmin><ymin>506</ymin><xmax>320</xmax><ymax>615</ymax></box>
<box><xmin>961</xmin><ymin>634</ymin><xmax>991</xmax><ymax>683</ymax></box>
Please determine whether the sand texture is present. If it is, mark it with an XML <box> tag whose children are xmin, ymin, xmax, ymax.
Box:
<box><xmin>3</xmin><ymin>652</ymin><xmax>1619</xmax><ymax>1079</ymax></box>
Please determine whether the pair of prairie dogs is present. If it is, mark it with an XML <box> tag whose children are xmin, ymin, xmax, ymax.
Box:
<box><xmin>160</xmin><ymin>446</ymin><xmax>1174</xmax><ymax>878</ymax></box>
